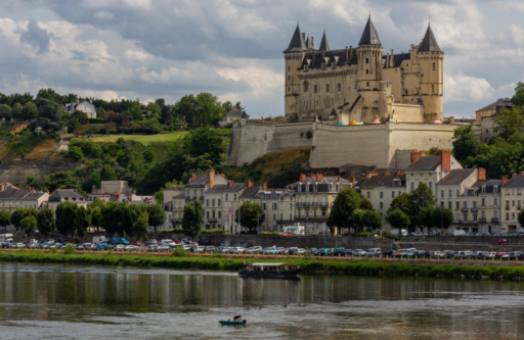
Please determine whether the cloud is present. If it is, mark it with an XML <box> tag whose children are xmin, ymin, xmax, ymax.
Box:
<box><xmin>445</xmin><ymin>73</ymin><xmax>494</xmax><ymax>102</ymax></box>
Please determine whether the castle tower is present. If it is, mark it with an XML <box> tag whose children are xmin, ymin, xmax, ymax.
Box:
<box><xmin>417</xmin><ymin>24</ymin><xmax>444</xmax><ymax>122</ymax></box>
<box><xmin>356</xmin><ymin>17</ymin><xmax>388</xmax><ymax>121</ymax></box>
<box><xmin>319</xmin><ymin>31</ymin><xmax>330</xmax><ymax>51</ymax></box>
<box><xmin>284</xmin><ymin>24</ymin><xmax>307</xmax><ymax>121</ymax></box>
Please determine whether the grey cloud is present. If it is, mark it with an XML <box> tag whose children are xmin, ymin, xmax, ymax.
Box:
<box><xmin>21</xmin><ymin>20</ymin><xmax>50</xmax><ymax>53</ymax></box>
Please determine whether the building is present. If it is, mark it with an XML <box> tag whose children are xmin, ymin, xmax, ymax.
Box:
<box><xmin>475</xmin><ymin>98</ymin><xmax>513</xmax><ymax>142</ymax></box>
<box><xmin>89</xmin><ymin>180</ymin><xmax>134</xmax><ymax>201</ymax></box>
<box><xmin>65</xmin><ymin>100</ymin><xmax>97</xmax><ymax>119</ymax></box>
<box><xmin>405</xmin><ymin>150</ymin><xmax>461</xmax><ymax>194</ymax></box>
<box><xmin>500</xmin><ymin>175</ymin><xmax>524</xmax><ymax>233</ymax></box>
<box><xmin>360</xmin><ymin>171</ymin><xmax>405</xmax><ymax>215</ymax></box>
<box><xmin>219</xmin><ymin>107</ymin><xmax>249</xmax><ymax>127</ymax></box>
<box><xmin>203</xmin><ymin>181</ymin><xmax>245</xmax><ymax>233</ymax></box>
<box><xmin>185</xmin><ymin>170</ymin><xmax>228</xmax><ymax>203</ymax></box>
<box><xmin>284</xmin><ymin>18</ymin><xmax>443</xmax><ymax>124</ymax></box>
<box><xmin>48</xmin><ymin>189</ymin><xmax>86</xmax><ymax>209</ymax></box>
<box><xmin>475</xmin><ymin>98</ymin><xmax>512</xmax><ymax>123</ymax></box>
<box><xmin>256</xmin><ymin>188</ymin><xmax>296</xmax><ymax>232</ymax></box>
<box><xmin>287</xmin><ymin>174</ymin><xmax>351</xmax><ymax>234</ymax></box>
<box><xmin>0</xmin><ymin>184</ymin><xmax>48</xmax><ymax>211</ymax></box>
<box><xmin>163</xmin><ymin>186</ymin><xmax>186</xmax><ymax>228</ymax></box>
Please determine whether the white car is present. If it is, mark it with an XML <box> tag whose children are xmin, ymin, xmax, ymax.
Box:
<box><xmin>115</xmin><ymin>244</ymin><xmax>125</xmax><ymax>251</ymax></box>
<box><xmin>125</xmin><ymin>245</ymin><xmax>139</xmax><ymax>251</ymax></box>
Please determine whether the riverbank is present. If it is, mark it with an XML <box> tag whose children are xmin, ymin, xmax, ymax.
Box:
<box><xmin>2</xmin><ymin>250</ymin><xmax>524</xmax><ymax>281</ymax></box>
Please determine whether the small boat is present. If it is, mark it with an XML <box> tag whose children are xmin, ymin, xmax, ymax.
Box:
<box><xmin>239</xmin><ymin>262</ymin><xmax>300</xmax><ymax>280</ymax></box>
<box><xmin>219</xmin><ymin>315</ymin><xmax>246</xmax><ymax>326</ymax></box>
<box><xmin>219</xmin><ymin>319</ymin><xmax>247</xmax><ymax>326</ymax></box>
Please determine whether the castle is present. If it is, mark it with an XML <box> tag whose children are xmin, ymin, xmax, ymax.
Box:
<box><xmin>227</xmin><ymin>18</ymin><xmax>458</xmax><ymax>170</ymax></box>
<box><xmin>284</xmin><ymin>17</ymin><xmax>443</xmax><ymax>124</ymax></box>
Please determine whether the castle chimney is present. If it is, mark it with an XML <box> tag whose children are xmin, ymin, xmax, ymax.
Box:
<box><xmin>477</xmin><ymin>168</ymin><xmax>486</xmax><ymax>181</ymax></box>
<box><xmin>440</xmin><ymin>150</ymin><xmax>451</xmax><ymax>172</ymax></box>
<box><xmin>207</xmin><ymin>169</ymin><xmax>216</xmax><ymax>189</ymax></box>
<box><xmin>501</xmin><ymin>176</ymin><xmax>509</xmax><ymax>185</ymax></box>
<box><xmin>410</xmin><ymin>150</ymin><xmax>423</xmax><ymax>165</ymax></box>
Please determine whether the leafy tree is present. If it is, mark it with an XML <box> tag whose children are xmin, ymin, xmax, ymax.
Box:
<box><xmin>134</xmin><ymin>211</ymin><xmax>149</xmax><ymax>239</ymax></box>
<box><xmin>37</xmin><ymin>208</ymin><xmax>55</xmax><ymax>236</ymax></box>
<box><xmin>11</xmin><ymin>208</ymin><xmax>37</xmax><ymax>231</ymax></box>
<box><xmin>389</xmin><ymin>193</ymin><xmax>411</xmax><ymax>214</ymax></box>
<box><xmin>237</xmin><ymin>201</ymin><xmax>264</xmax><ymax>234</ymax></box>
<box><xmin>20</xmin><ymin>215</ymin><xmax>37</xmax><ymax>236</ymax></box>
<box><xmin>55</xmin><ymin>202</ymin><xmax>78</xmax><ymax>236</ymax></box>
<box><xmin>184</xmin><ymin>128</ymin><xmax>225</xmax><ymax>165</ymax></box>
<box><xmin>386</xmin><ymin>208</ymin><xmax>410</xmax><ymax>236</ymax></box>
<box><xmin>66</xmin><ymin>146</ymin><xmax>84</xmax><ymax>161</ymax></box>
<box><xmin>89</xmin><ymin>202</ymin><xmax>103</xmax><ymax>232</ymax></box>
<box><xmin>327</xmin><ymin>188</ymin><xmax>367</xmax><ymax>234</ymax></box>
<box><xmin>182</xmin><ymin>201</ymin><xmax>203</xmax><ymax>237</ymax></box>
<box><xmin>21</xmin><ymin>101</ymin><xmax>38</xmax><ymax>119</ymax></box>
<box><xmin>75</xmin><ymin>206</ymin><xmax>90</xmax><ymax>237</ymax></box>
<box><xmin>353</xmin><ymin>209</ymin><xmax>383</xmax><ymax>231</ymax></box>
<box><xmin>11</xmin><ymin>102</ymin><xmax>23</xmax><ymax>119</ymax></box>
<box><xmin>0</xmin><ymin>104</ymin><xmax>12</xmax><ymax>120</ymax></box>
<box><xmin>147</xmin><ymin>204</ymin><xmax>166</xmax><ymax>233</ymax></box>
<box><xmin>431</xmin><ymin>207</ymin><xmax>453</xmax><ymax>232</ymax></box>
<box><xmin>409</xmin><ymin>183</ymin><xmax>434</xmax><ymax>229</ymax></box>
<box><xmin>512</xmin><ymin>81</ymin><xmax>524</xmax><ymax>107</ymax></box>
<box><xmin>453</xmin><ymin>126</ymin><xmax>481</xmax><ymax>165</ymax></box>
<box><xmin>0</xmin><ymin>210</ymin><xmax>11</xmax><ymax>232</ymax></box>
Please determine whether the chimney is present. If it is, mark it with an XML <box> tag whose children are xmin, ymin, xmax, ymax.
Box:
<box><xmin>440</xmin><ymin>150</ymin><xmax>451</xmax><ymax>172</ymax></box>
<box><xmin>207</xmin><ymin>169</ymin><xmax>216</xmax><ymax>189</ymax></box>
<box><xmin>261</xmin><ymin>181</ymin><xmax>268</xmax><ymax>191</ymax></box>
<box><xmin>501</xmin><ymin>176</ymin><xmax>509</xmax><ymax>185</ymax></box>
<box><xmin>244</xmin><ymin>180</ymin><xmax>253</xmax><ymax>188</ymax></box>
<box><xmin>299</xmin><ymin>173</ymin><xmax>306</xmax><ymax>182</ymax></box>
<box><xmin>366</xmin><ymin>170</ymin><xmax>379</xmax><ymax>179</ymax></box>
<box><xmin>477</xmin><ymin>168</ymin><xmax>486</xmax><ymax>181</ymax></box>
<box><xmin>191</xmin><ymin>172</ymin><xmax>197</xmax><ymax>182</ymax></box>
<box><xmin>410</xmin><ymin>150</ymin><xmax>423</xmax><ymax>165</ymax></box>
<box><xmin>350</xmin><ymin>175</ymin><xmax>356</xmax><ymax>185</ymax></box>
<box><xmin>315</xmin><ymin>173</ymin><xmax>324</xmax><ymax>181</ymax></box>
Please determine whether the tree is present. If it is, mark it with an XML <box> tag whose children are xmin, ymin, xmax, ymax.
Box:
<box><xmin>0</xmin><ymin>104</ymin><xmax>12</xmax><ymax>120</ymax></box>
<box><xmin>21</xmin><ymin>101</ymin><xmax>38</xmax><ymax>119</ymax></box>
<box><xmin>236</xmin><ymin>201</ymin><xmax>264</xmax><ymax>234</ymax></box>
<box><xmin>409</xmin><ymin>183</ymin><xmax>434</xmax><ymax>230</ymax></box>
<box><xmin>0</xmin><ymin>210</ymin><xmax>11</xmax><ymax>232</ymax></box>
<box><xmin>386</xmin><ymin>208</ymin><xmax>410</xmax><ymax>236</ymax></box>
<box><xmin>512</xmin><ymin>81</ymin><xmax>524</xmax><ymax>107</ymax></box>
<box><xmin>327</xmin><ymin>188</ymin><xmax>367</xmax><ymax>234</ymax></box>
<box><xmin>184</xmin><ymin>128</ymin><xmax>225</xmax><ymax>166</ymax></box>
<box><xmin>20</xmin><ymin>215</ymin><xmax>37</xmax><ymax>236</ymax></box>
<box><xmin>11</xmin><ymin>208</ymin><xmax>36</xmax><ymax>231</ymax></box>
<box><xmin>55</xmin><ymin>202</ymin><xmax>78</xmax><ymax>236</ymax></box>
<box><xmin>147</xmin><ymin>204</ymin><xmax>166</xmax><ymax>233</ymax></box>
<box><xmin>453</xmin><ymin>126</ymin><xmax>481</xmax><ymax>165</ymax></box>
<box><xmin>353</xmin><ymin>209</ymin><xmax>383</xmax><ymax>232</ymax></box>
<box><xmin>182</xmin><ymin>201</ymin><xmax>203</xmax><ymax>237</ymax></box>
<box><xmin>431</xmin><ymin>207</ymin><xmax>453</xmax><ymax>233</ymax></box>
<box><xmin>37</xmin><ymin>208</ymin><xmax>55</xmax><ymax>236</ymax></box>
<box><xmin>75</xmin><ymin>206</ymin><xmax>90</xmax><ymax>237</ymax></box>
<box><xmin>389</xmin><ymin>193</ymin><xmax>411</xmax><ymax>215</ymax></box>
<box><xmin>134</xmin><ymin>211</ymin><xmax>149</xmax><ymax>239</ymax></box>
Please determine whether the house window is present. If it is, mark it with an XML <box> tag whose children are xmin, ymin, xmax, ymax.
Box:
<box><xmin>337</xmin><ymin>83</ymin><xmax>341</xmax><ymax>91</ymax></box>
<box><xmin>441</xmin><ymin>190</ymin><xmax>444</xmax><ymax>198</ymax></box>
<box><xmin>380</xmin><ymin>192</ymin><xmax>383</xmax><ymax>199</ymax></box>
<box><xmin>432</xmin><ymin>62</ymin><xmax>436</xmax><ymax>71</ymax></box>
<box><xmin>379</xmin><ymin>202</ymin><xmax>383</xmax><ymax>209</ymax></box>
<box><xmin>325</xmin><ymin>84</ymin><xmax>330</xmax><ymax>92</ymax></box>
<box><xmin>448</xmin><ymin>201</ymin><xmax>452</xmax><ymax>209</ymax></box>
<box><xmin>367</xmin><ymin>192</ymin><xmax>370</xmax><ymax>199</ymax></box>
<box><xmin>481</xmin><ymin>198</ymin><xmax>485</xmax><ymax>206</ymax></box>
<box><xmin>314</xmin><ymin>84</ymin><xmax>318</xmax><ymax>93</ymax></box>
<box><xmin>392</xmin><ymin>191</ymin><xmax>395</xmax><ymax>198</ymax></box>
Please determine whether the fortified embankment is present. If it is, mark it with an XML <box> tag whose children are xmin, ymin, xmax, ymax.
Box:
<box><xmin>227</xmin><ymin>121</ymin><xmax>458</xmax><ymax>169</ymax></box>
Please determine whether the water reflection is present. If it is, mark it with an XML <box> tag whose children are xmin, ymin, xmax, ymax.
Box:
<box><xmin>0</xmin><ymin>263</ymin><xmax>523</xmax><ymax>339</ymax></box>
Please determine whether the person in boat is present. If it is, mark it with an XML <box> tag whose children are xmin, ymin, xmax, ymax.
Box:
<box><xmin>233</xmin><ymin>315</ymin><xmax>242</xmax><ymax>320</ymax></box>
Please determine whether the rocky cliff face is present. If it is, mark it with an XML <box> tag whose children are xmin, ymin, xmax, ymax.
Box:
<box><xmin>0</xmin><ymin>160</ymin><xmax>77</xmax><ymax>185</ymax></box>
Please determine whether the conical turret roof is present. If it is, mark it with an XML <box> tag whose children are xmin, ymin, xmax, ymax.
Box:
<box><xmin>418</xmin><ymin>24</ymin><xmax>442</xmax><ymax>52</ymax></box>
<box><xmin>319</xmin><ymin>31</ymin><xmax>330</xmax><ymax>51</ymax></box>
<box><xmin>358</xmin><ymin>16</ymin><xmax>381</xmax><ymax>46</ymax></box>
<box><xmin>285</xmin><ymin>23</ymin><xmax>306</xmax><ymax>52</ymax></box>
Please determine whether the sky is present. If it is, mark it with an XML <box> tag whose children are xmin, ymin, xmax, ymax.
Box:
<box><xmin>0</xmin><ymin>0</ymin><xmax>523</xmax><ymax>118</ymax></box>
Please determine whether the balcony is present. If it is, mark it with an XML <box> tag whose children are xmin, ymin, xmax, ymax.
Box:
<box><xmin>491</xmin><ymin>217</ymin><xmax>500</xmax><ymax>224</ymax></box>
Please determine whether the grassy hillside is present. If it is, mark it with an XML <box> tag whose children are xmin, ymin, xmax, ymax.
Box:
<box><xmin>86</xmin><ymin>128</ymin><xmax>231</xmax><ymax>145</ymax></box>
<box><xmin>224</xmin><ymin>147</ymin><xmax>310</xmax><ymax>187</ymax></box>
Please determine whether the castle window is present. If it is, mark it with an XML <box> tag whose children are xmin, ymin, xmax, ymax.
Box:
<box><xmin>366</xmin><ymin>82</ymin><xmax>370</xmax><ymax>87</ymax></box>
<box><xmin>365</xmin><ymin>69</ymin><xmax>369</xmax><ymax>75</ymax></box>
<box><xmin>337</xmin><ymin>83</ymin><xmax>341</xmax><ymax>91</ymax></box>
<box><xmin>314</xmin><ymin>85</ymin><xmax>318</xmax><ymax>93</ymax></box>
<box><xmin>432</xmin><ymin>62</ymin><xmax>436</xmax><ymax>71</ymax></box>
<box><xmin>303</xmin><ymin>81</ymin><xmax>309</xmax><ymax>92</ymax></box>
<box><xmin>365</xmin><ymin>57</ymin><xmax>369</xmax><ymax>64</ymax></box>
<box><xmin>325</xmin><ymin>84</ymin><xmax>330</xmax><ymax>92</ymax></box>
<box><xmin>432</xmin><ymin>84</ymin><xmax>435</xmax><ymax>94</ymax></box>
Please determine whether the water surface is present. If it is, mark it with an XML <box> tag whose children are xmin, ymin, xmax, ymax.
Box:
<box><xmin>0</xmin><ymin>263</ymin><xmax>523</xmax><ymax>339</ymax></box>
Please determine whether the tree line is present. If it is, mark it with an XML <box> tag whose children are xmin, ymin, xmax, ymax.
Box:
<box><xmin>1</xmin><ymin>201</ymin><xmax>165</xmax><ymax>239</ymax></box>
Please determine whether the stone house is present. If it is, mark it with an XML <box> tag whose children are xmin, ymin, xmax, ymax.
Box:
<box><xmin>48</xmin><ymin>189</ymin><xmax>87</xmax><ymax>210</ymax></box>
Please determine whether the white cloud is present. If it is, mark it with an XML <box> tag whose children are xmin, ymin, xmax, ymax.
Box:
<box><xmin>445</xmin><ymin>73</ymin><xmax>494</xmax><ymax>102</ymax></box>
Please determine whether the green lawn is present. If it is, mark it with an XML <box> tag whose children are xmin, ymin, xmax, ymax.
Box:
<box><xmin>86</xmin><ymin>128</ymin><xmax>231</xmax><ymax>145</ymax></box>
<box><xmin>87</xmin><ymin>131</ymin><xmax>190</xmax><ymax>144</ymax></box>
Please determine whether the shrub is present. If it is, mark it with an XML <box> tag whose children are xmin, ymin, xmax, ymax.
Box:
<box><xmin>63</xmin><ymin>243</ymin><xmax>76</xmax><ymax>254</ymax></box>
<box><xmin>172</xmin><ymin>245</ymin><xmax>188</xmax><ymax>257</ymax></box>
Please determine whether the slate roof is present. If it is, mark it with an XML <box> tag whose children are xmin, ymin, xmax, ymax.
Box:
<box><xmin>256</xmin><ymin>189</ymin><xmax>295</xmax><ymax>200</ymax></box>
<box><xmin>240</xmin><ymin>185</ymin><xmax>261</xmax><ymax>199</ymax></box>
<box><xmin>472</xmin><ymin>179</ymin><xmax>501</xmax><ymax>194</ymax></box>
<box><xmin>437</xmin><ymin>169</ymin><xmax>475</xmax><ymax>186</ymax></box>
<box><xmin>319</xmin><ymin>31</ymin><xmax>330</xmax><ymax>51</ymax></box>
<box><xmin>360</xmin><ymin>173</ymin><xmax>405</xmax><ymax>188</ymax></box>
<box><xmin>0</xmin><ymin>187</ymin><xmax>46</xmax><ymax>201</ymax></box>
<box><xmin>407</xmin><ymin>156</ymin><xmax>441</xmax><ymax>171</ymax></box>
<box><xmin>476</xmin><ymin>98</ymin><xmax>513</xmax><ymax>113</ymax></box>
<box><xmin>285</xmin><ymin>24</ymin><xmax>306</xmax><ymax>52</ymax></box>
<box><xmin>503</xmin><ymin>175</ymin><xmax>524</xmax><ymax>188</ymax></box>
<box><xmin>301</xmin><ymin>49</ymin><xmax>410</xmax><ymax>71</ymax></box>
<box><xmin>205</xmin><ymin>183</ymin><xmax>244</xmax><ymax>194</ymax></box>
<box><xmin>49</xmin><ymin>189</ymin><xmax>85</xmax><ymax>202</ymax></box>
<box><xmin>359</xmin><ymin>16</ymin><xmax>381</xmax><ymax>46</ymax></box>
<box><xmin>186</xmin><ymin>172</ymin><xmax>227</xmax><ymax>187</ymax></box>
<box><xmin>418</xmin><ymin>25</ymin><xmax>442</xmax><ymax>53</ymax></box>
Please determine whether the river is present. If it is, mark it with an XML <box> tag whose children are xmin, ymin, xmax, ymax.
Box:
<box><xmin>0</xmin><ymin>263</ymin><xmax>523</xmax><ymax>339</ymax></box>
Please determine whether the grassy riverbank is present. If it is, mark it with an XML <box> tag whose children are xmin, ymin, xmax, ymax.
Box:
<box><xmin>2</xmin><ymin>250</ymin><xmax>524</xmax><ymax>281</ymax></box>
